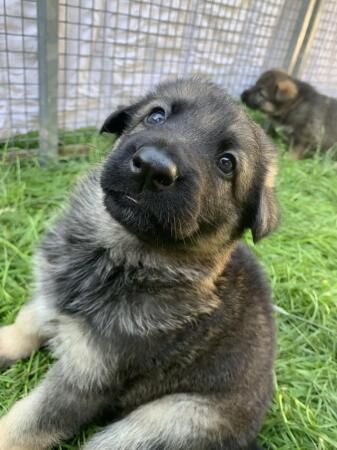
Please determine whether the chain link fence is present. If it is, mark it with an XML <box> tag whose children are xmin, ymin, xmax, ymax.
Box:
<box><xmin>0</xmin><ymin>0</ymin><xmax>334</xmax><ymax>159</ymax></box>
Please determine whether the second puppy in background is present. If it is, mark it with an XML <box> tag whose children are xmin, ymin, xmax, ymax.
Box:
<box><xmin>241</xmin><ymin>69</ymin><xmax>337</xmax><ymax>159</ymax></box>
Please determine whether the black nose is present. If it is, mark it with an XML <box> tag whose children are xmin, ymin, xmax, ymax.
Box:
<box><xmin>241</xmin><ymin>90</ymin><xmax>249</xmax><ymax>102</ymax></box>
<box><xmin>130</xmin><ymin>146</ymin><xmax>178</xmax><ymax>191</ymax></box>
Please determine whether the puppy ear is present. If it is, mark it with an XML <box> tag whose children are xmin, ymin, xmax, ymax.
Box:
<box><xmin>100</xmin><ymin>103</ymin><xmax>140</xmax><ymax>135</ymax></box>
<box><xmin>251</xmin><ymin>178</ymin><xmax>280</xmax><ymax>242</ymax></box>
<box><xmin>275</xmin><ymin>79</ymin><xmax>298</xmax><ymax>101</ymax></box>
<box><xmin>250</xmin><ymin>126</ymin><xmax>280</xmax><ymax>243</ymax></box>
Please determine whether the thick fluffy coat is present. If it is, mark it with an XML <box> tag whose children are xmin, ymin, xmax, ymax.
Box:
<box><xmin>0</xmin><ymin>79</ymin><xmax>279</xmax><ymax>450</ymax></box>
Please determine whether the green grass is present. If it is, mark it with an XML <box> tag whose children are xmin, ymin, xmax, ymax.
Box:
<box><xmin>0</xmin><ymin>127</ymin><xmax>336</xmax><ymax>449</ymax></box>
<box><xmin>0</xmin><ymin>127</ymin><xmax>98</xmax><ymax>151</ymax></box>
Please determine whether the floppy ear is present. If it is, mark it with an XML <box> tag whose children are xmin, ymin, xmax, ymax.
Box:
<box><xmin>250</xmin><ymin>127</ymin><xmax>280</xmax><ymax>243</ymax></box>
<box><xmin>100</xmin><ymin>103</ymin><xmax>140</xmax><ymax>135</ymax></box>
<box><xmin>275</xmin><ymin>79</ymin><xmax>298</xmax><ymax>102</ymax></box>
<box><xmin>251</xmin><ymin>179</ymin><xmax>280</xmax><ymax>242</ymax></box>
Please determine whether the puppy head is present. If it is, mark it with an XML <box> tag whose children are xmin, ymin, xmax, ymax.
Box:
<box><xmin>241</xmin><ymin>69</ymin><xmax>298</xmax><ymax>115</ymax></box>
<box><xmin>100</xmin><ymin>78</ymin><xmax>279</xmax><ymax>248</ymax></box>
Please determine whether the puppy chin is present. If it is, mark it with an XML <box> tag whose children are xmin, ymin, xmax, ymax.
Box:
<box><xmin>103</xmin><ymin>192</ymin><xmax>199</xmax><ymax>245</ymax></box>
<box><xmin>260</xmin><ymin>101</ymin><xmax>276</xmax><ymax>113</ymax></box>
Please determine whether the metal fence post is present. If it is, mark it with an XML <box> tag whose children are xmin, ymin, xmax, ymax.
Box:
<box><xmin>37</xmin><ymin>0</ymin><xmax>59</xmax><ymax>162</ymax></box>
<box><xmin>290</xmin><ymin>0</ymin><xmax>325</xmax><ymax>77</ymax></box>
<box><xmin>262</xmin><ymin>0</ymin><xmax>324</xmax><ymax>76</ymax></box>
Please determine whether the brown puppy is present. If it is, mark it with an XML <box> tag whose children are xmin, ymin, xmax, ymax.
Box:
<box><xmin>241</xmin><ymin>69</ymin><xmax>337</xmax><ymax>159</ymax></box>
<box><xmin>0</xmin><ymin>79</ymin><xmax>279</xmax><ymax>450</ymax></box>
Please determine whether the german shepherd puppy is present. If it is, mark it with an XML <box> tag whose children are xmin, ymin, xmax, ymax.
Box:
<box><xmin>241</xmin><ymin>69</ymin><xmax>337</xmax><ymax>159</ymax></box>
<box><xmin>0</xmin><ymin>79</ymin><xmax>279</xmax><ymax>450</ymax></box>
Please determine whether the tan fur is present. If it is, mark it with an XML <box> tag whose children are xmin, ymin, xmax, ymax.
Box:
<box><xmin>260</xmin><ymin>101</ymin><xmax>276</xmax><ymax>113</ymax></box>
<box><xmin>276</xmin><ymin>79</ymin><xmax>298</xmax><ymax>100</ymax></box>
<box><xmin>50</xmin><ymin>316</ymin><xmax>115</xmax><ymax>390</ymax></box>
<box><xmin>83</xmin><ymin>394</ymin><xmax>229</xmax><ymax>450</ymax></box>
<box><xmin>0</xmin><ymin>305</ymin><xmax>43</xmax><ymax>362</ymax></box>
<box><xmin>264</xmin><ymin>160</ymin><xmax>278</xmax><ymax>188</ymax></box>
<box><xmin>0</xmin><ymin>390</ymin><xmax>61</xmax><ymax>450</ymax></box>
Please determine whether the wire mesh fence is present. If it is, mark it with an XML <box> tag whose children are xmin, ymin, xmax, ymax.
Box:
<box><xmin>1</xmin><ymin>0</ymin><xmax>39</xmax><ymax>149</ymax></box>
<box><xmin>0</xmin><ymin>0</ymin><xmax>335</xmax><ymax>158</ymax></box>
<box><xmin>301</xmin><ymin>0</ymin><xmax>337</xmax><ymax>97</ymax></box>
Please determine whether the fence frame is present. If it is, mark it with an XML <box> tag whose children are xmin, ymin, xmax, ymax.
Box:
<box><xmin>37</xmin><ymin>0</ymin><xmax>59</xmax><ymax>161</ymax></box>
<box><xmin>290</xmin><ymin>0</ymin><xmax>325</xmax><ymax>77</ymax></box>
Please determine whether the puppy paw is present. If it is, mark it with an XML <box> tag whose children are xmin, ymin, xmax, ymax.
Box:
<box><xmin>0</xmin><ymin>325</ymin><xmax>40</xmax><ymax>369</ymax></box>
<box><xmin>0</xmin><ymin>416</ymin><xmax>20</xmax><ymax>450</ymax></box>
<box><xmin>0</xmin><ymin>416</ymin><xmax>45</xmax><ymax>450</ymax></box>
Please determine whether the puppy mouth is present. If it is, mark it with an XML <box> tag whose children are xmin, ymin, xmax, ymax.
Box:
<box><xmin>103</xmin><ymin>187</ymin><xmax>201</xmax><ymax>243</ymax></box>
<box><xmin>103</xmin><ymin>189</ymin><xmax>166</xmax><ymax>242</ymax></box>
<box><xmin>243</xmin><ymin>95</ymin><xmax>261</xmax><ymax>110</ymax></box>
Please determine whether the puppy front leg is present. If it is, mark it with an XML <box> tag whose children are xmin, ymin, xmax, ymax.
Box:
<box><xmin>289</xmin><ymin>142</ymin><xmax>312</xmax><ymax>160</ymax></box>
<box><xmin>0</xmin><ymin>362</ymin><xmax>107</xmax><ymax>450</ymax></box>
<box><xmin>83</xmin><ymin>394</ymin><xmax>258</xmax><ymax>450</ymax></box>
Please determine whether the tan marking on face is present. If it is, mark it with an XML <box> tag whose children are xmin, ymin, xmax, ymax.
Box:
<box><xmin>260</xmin><ymin>101</ymin><xmax>276</xmax><ymax>113</ymax></box>
<box><xmin>227</xmin><ymin>115</ymin><xmax>256</xmax><ymax>194</ymax></box>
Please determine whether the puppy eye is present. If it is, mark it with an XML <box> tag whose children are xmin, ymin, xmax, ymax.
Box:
<box><xmin>218</xmin><ymin>153</ymin><xmax>236</xmax><ymax>175</ymax></box>
<box><xmin>257</xmin><ymin>88</ymin><xmax>267</xmax><ymax>99</ymax></box>
<box><xmin>146</xmin><ymin>107</ymin><xmax>166</xmax><ymax>125</ymax></box>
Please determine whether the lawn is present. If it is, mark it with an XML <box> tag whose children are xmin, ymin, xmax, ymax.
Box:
<box><xmin>0</xmin><ymin>126</ymin><xmax>336</xmax><ymax>449</ymax></box>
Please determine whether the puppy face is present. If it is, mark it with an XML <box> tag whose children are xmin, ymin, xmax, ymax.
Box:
<box><xmin>241</xmin><ymin>69</ymin><xmax>298</xmax><ymax>115</ymax></box>
<box><xmin>101</xmin><ymin>79</ymin><xmax>279</xmax><ymax>246</ymax></box>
